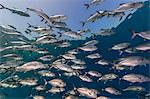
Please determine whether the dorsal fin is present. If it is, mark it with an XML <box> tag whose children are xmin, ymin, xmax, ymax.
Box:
<box><xmin>120</xmin><ymin>3</ymin><xmax>126</xmax><ymax>5</ymax></box>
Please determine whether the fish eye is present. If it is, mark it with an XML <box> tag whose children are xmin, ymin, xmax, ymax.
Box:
<box><xmin>137</xmin><ymin>88</ymin><xmax>140</xmax><ymax>90</ymax></box>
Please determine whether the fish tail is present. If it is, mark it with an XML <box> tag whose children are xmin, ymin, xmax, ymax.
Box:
<box><xmin>108</xmin><ymin>48</ymin><xmax>112</xmax><ymax>51</ymax></box>
<box><xmin>97</xmin><ymin>78</ymin><xmax>101</xmax><ymax>82</ymax></box>
<box><xmin>91</xmin><ymin>33</ymin><xmax>96</xmax><ymax>38</ymax></box>
<box><xmin>118</xmin><ymin>78</ymin><xmax>122</xmax><ymax>85</ymax></box>
<box><xmin>80</xmin><ymin>21</ymin><xmax>86</xmax><ymax>27</ymax></box>
<box><xmin>27</xmin><ymin>23</ymin><xmax>32</xmax><ymax>28</ymax></box>
<box><xmin>131</xmin><ymin>30</ymin><xmax>138</xmax><ymax>39</ymax></box>
<box><xmin>84</xmin><ymin>4</ymin><xmax>90</xmax><ymax>9</ymax></box>
<box><xmin>25</xmin><ymin>30</ymin><xmax>29</xmax><ymax>34</ymax></box>
<box><xmin>58</xmin><ymin>32</ymin><xmax>62</xmax><ymax>38</ymax></box>
<box><xmin>43</xmin><ymin>78</ymin><xmax>48</xmax><ymax>86</ymax></box>
<box><xmin>119</xmin><ymin>50</ymin><xmax>124</xmax><ymax>55</ymax></box>
<box><xmin>119</xmin><ymin>16</ymin><xmax>123</xmax><ymax>21</ymax></box>
<box><xmin>0</xmin><ymin>4</ymin><xmax>5</xmax><ymax>9</ymax></box>
<box><xmin>47</xmin><ymin>25</ymin><xmax>54</xmax><ymax>29</ymax></box>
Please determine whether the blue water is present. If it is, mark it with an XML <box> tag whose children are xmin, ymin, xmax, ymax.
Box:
<box><xmin>0</xmin><ymin>1</ymin><xmax>149</xmax><ymax>99</ymax></box>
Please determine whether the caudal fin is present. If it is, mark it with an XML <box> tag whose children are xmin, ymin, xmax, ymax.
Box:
<box><xmin>84</xmin><ymin>4</ymin><xmax>90</xmax><ymax>9</ymax></box>
<box><xmin>0</xmin><ymin>4</ymin><xmax>5</xmax><ymax>9</ymax></box>
<box><xmin>80</xmin><ymin>21</ymin><xmax>86</xmax><ymax>27</ymax></box>
<box><xmin>27</xmin><ymin>23</ymin><xmax>32</xmax><ymax>28</ymax></box>
<box><xmin>131</xmin><ymin>30</ymin><xmax>138</xmax><ymax>39</ymax></box>
<box><xmin>58</xmin><ymin>32</ymin><xmax>62</xmax><ymax>38</ymax></box>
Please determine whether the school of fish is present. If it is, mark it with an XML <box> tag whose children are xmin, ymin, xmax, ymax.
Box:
<box><xmin>0</xmin><ymin>0</ymin><xmax>149</xmax><ymax>99</ymax></box>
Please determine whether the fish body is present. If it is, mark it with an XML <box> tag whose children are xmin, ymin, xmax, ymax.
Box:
<box><xmin>16</xmin><ymin>61</ymin><xmax>46</xmax><ymax>72</ymax></box>
<box><xmin>38</xmin><ymin>70</ymin><xmax>55</xmax><ymax>77</ymax></box>
<box><xmin>59</xmin><ymin>31</ymin><xmax>82</xmax><ymax>39</ymax></box>
<box><xmin>76</xmin><ymin>87</ymin><xmax>98</xmax><ymax>98</ymax></box>
<box><xmin>49</xmin><ymin>14</ymin><xmax>67</xmax><ymax>21</ymax></box>
<box><xmin>79</xmin><ymin>45</ymin><xmax>97</xmax><ymax>52</ymax></box>
<box><xmin>95</xmin><ymin>28</ymin><xmax>115</xmax><ymax>36</ymax></box>
<box><xmin>84</xmin><ymin>40</ymin><xmax>99</xmax><ymax>46</ymax></box>
<box><xmin>115</xmin><ymin>56</ymin><xmax>150</xmax><ymax>67</ymax></box>
<box><xmin>53</xmin><ymin>64</ymin><xmax>74</xmax><ymax>72</ymax></box>
<box><xmin>81</xmin><ymin>11</ymin><xmax>107</xmax><ymax>26</ymax></box>
<box><xmin>132</xmin><ymin>31</ymin><xmax>150</xmax><ymax>40</ymax></box>
<box><xmin>122</xmin><ymin>74</ymin><xmax>150</xmax><ymax>83</ymax></box>
<box><xmin>62</xmin><ymin>53</ymin><xmax>76</xmax><ymax>60</ymax></box>
<box><xmin>79</xmin><ymin>75</ymin><xmax>93</xmax><ymax>82</ymax></box>
<box><xmin>19</xmin><ymin>78</ymin><xmax>38</xmax><ymax>86</ymax></box>
<box><xmin>135</xmin><ymin>43</ymin><xmax>150</xmax><ymax>51</ymax></box>
<box><xmin>113</xmin><ymin>2</ymin><xmax>144</xmax><ymax>12</ymax></box>
<box><xmin>110</xmin><ymin>43</ymin><xmax>130</xmax><ymax>51</ymax></box>
<box><xmin>48</xmin><ymin>87</ymin><xmax>65</xmax><ymax>94</ymax></box>
<box><xmin>87</xmin><ymin>71</ymin><xmax>102</xmax><ymax>77</ymax></box>
<box><xmin>27</xmin><ymin>8</ymin><xmax>53</xmax><ymax>24</ymax></box>
<box><xmin>71</xmin><ymin>59</ymin><xmax>86</xmax><ymax>65</ymax></box>
<box><xmin>86</xmin><ymin>53</ymin><xmax>101</xmax><ymax>59</ymax></box>
<box><xmin>84</xmin><ymin>0</ymin><xmax>104</xmax><ymax>9</ymax></box>
<box><xmin>105</xmin><ymin>87</ymin><xmax>121</xmax><ymax>95</ymax></box>
<box><xmin>47</xmin><ymin>79</ymin><xmax>66</xmax><ymax>87</ymax></box>
<box><xmin>0</xmin><ymin>4</ymin><xmax>30</xmax><ymax>17</ymax></box>
<box><xmin>71</xmin><ymin>64</ymin><xmax>86</xmax><ymax>70</ymax></box>
<box><xmin>99</xmin><ymin>73</ymin><xmax>118</xmax><ymax>81</ymax></box>
<box><xmin>123</xmin><ymin>86</ymin><xmax>145</xmax><ymax>92</ymax></box>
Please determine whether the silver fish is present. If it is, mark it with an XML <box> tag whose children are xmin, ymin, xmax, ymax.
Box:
<box><xmin>58</xmin><ymin>31</ymin><xmax>82</xmax><ymax>39</ymax></box>
<box><xmin>19</xmin><ymin>78</ymin><xmax>38</xmax><ymax>86</ymax></box>
<box><xmin>79</xmin><ymin>75</ymin><xmax>93</xmax><ymax>82</ymax></box>
<box><xmin>49</xmin><ymin>14</ymin><xmax>67</xmax><ymax>22</ymax></box>
<box><xmin>35</xmin><ymin>85</ymin><xmax>46</xmax><ymax>91</ymax></box>
<box><xmin>71</xmin><ymin>64</ymin><xmax>87</xmax><ymax>70</ymax></box>
<box><xmin>38</xmin><ymin>70</ymin><xmax>55</xmax><ymax>77</ymax></box>
<box><xmin>94</xmin><ymin>28</ymin><xmax>115</xmax><ymax>36</ymax></box>
<box><xmin>135</xmin><ymin>43</ymin><xmax>150</xmax><ymax>51</ymax></box>
<box><xmin>75</xmin><ymin>87</ymin><xmax>98</xmax><ymax>98</ymax></box>
<box><xmin>47</xmin><ymin>87</ymin><xmax>65</xmax><ymax>94</ymax></box>
<box><xmin>79</xmin><ymin>45</ymin><xmax>97</xmax><ymax>52</ymax></box>
<box><xmin>113</xmin><ymin>2</ymin><xmax>144</xmax><ymax>12</ymax></box>
<box><xmin>81</xmin><ymin>11</ymin><xmax>107</xmax><ymax>26</ymax></box>
<box><xmin>83</xmin><ymin>40</ymin><xmax>99</xmax><ymax>46</ymax></box>
<box><xmin>77</xmin><ymin>29</ymin><xmax>91</xmax><ymax>34</ymax></box>
<box><xmin>71</xmin><ymin>59</ymin><xmax>86</xmax><ymax>65</ymax></box>
<box><xmin>27</xmin><ymin>8</ymin><xmax>52</xmax><ymax>24</ymax></box>
<box><xmin>123</xmin><ymin>86</ymin><xmax>146</xmax><ymax>92</ymax></box>
<box><xmin>132</xmin><ymin>30</ymin><xmax>150</xmax><ymax>40</ymax></box>
<box><xmin>0</xmin><ymin>82</ymin><xmax>18</xmax><ymax>88</ymax></box>
<box><xmin>110</xmin><ymin>43</ymin><xmax>130</xmax><ymax>51</ymax></box>
<box><xmin>16</xmin><ymin>61</ymin><xmax>46</xmax><ymax>72</ymax></box>
<box><xmin>86</xmin><ymin>53</ymin><xmax>101</xmax><ymax>59</ymax></box>
<box><xmin>62</xmin><ymin>53</ymin><xmax>76</xmax><ymax>60</ymax></box>
<box><xmin>122</xmin><ymin>73</ymin><xmax>150</xmax><ymax>83</ymax></box>
<box><xmin>38</xmin><ymin>55</ymin><xmax>54</xmax><ymax>61</ymax></box>
<box><xmin>98</xmin><ymin>73</ymin><xmax>118</xmax><ymax>81</ymax></box>
<box><xmin>115</xmin><ymin>56</ymin><xmax>150</xmax><ymax>67</ymax></box>
<box><xmin>32</xmin><ymin>96</ymin><xmax>45</xmax><ymax>99</ymax></box>
<box><xmin>87</xmin><ymin>71</ymin><xmax>102</xmax><ymax>77</ymax></box>
<box><xmin>96</xmin><ymin>59</ymin><xmax>110</xmax><ymax>66</ymax></box>
<box><xmin>84</xmin><ymin>0</ymin><xmax>104</xmax><ymax>9</ymax></box>
<box><xmin>46</xmin><ymin>78</ymin><xmax>66</xmax><ymax>87</ymax></box>
<box><xmin>0</xmin><ymin>4</ymin><xmax>30</xmax><ymax>17</ymax></box>
<box><xmin>104</xmin><ymin>87</ymin><xmax>121</xmax><ymax>95</ymax></box>
<box><xmin>52</xmin><ymin>64</ymin><xmax>74</xmax><ymax>72</ymax></box>
<box><xmin>96</xmin><ymin>96</ymin><xmax>110</xmax><ymax>99</ymax></box>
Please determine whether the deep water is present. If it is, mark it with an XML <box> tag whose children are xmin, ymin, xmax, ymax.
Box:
<box><xmin>0</xmin><ymin>1</ymin><xmax>150</xmax><ymax>99</ymax></box>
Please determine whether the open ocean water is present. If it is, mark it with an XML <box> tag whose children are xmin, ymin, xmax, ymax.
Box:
<box><xmin>0</xmin><ymin>0</ymin><xmax>149</xmax><ymax>99</ymax></box>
